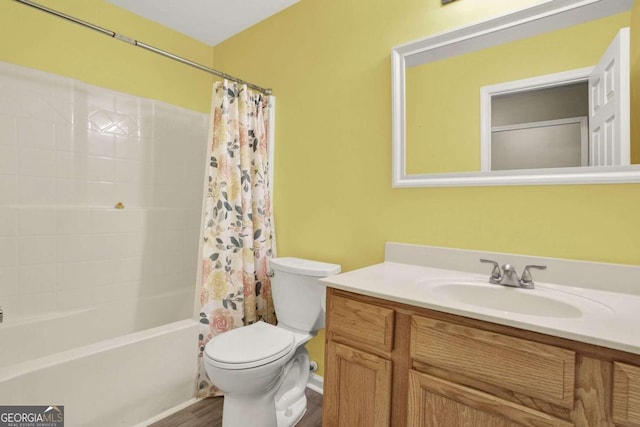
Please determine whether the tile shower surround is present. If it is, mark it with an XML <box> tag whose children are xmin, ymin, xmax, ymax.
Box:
<box><xmin>0</xmin><ymin>61</ymin><xmax>208</xmax><ymax>320</ymax></box>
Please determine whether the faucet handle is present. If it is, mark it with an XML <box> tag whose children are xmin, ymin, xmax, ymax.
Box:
<box><xmin>480</xmin><ymin>259</ymin><xmax>502</xmax><ymax>283</ymax></box>
<box><xmin>521</xmin><ymin>264</ymin><xmax>547</xmax><ymax>287</ymax></box>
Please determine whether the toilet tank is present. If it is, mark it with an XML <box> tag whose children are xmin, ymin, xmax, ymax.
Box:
<box><xmin>269</xmin><ymin>257</ymin><xmax>341</xmax><ymax>333</ymax></box>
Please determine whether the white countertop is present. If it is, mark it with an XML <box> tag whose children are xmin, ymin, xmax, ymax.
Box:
<box><xmin>321</xmin><ymin>261</ymin><xmax>640</xmax><ymax>356</ymax></box>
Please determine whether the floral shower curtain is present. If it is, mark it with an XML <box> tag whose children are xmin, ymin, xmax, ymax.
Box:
<box><xmin>196</xmin><ymin>80</ymin><xmax>276</xmax><ymax>398</ymax></box>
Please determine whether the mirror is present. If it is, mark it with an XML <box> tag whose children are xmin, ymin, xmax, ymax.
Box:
<box><xmin>392</xmin><ymin>0</ymin><xmax>640</xmax><ymax>187</ymax></box>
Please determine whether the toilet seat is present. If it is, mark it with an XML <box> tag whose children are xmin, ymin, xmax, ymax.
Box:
<box><xmin>205</xmin><ymin>322</ymin><xmax>295</xmax><ymax>370</ymax></box>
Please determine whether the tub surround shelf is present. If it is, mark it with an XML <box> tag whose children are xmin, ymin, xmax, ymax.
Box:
<box><xmin>321</xmin><ymin>243</ymin><xmax>640</xmax><ymax>427</ymax></box>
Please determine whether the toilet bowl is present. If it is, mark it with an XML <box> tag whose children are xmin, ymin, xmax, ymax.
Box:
<box><xmin>203</xmin><ymin>257</ymin><xmax>341</xmax><ymax>427</ymax></box>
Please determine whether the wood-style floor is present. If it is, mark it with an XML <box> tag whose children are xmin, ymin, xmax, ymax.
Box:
<box><xmin>149</xmin><ymin>389</ymin><xmax>322</xmax><ymax>427</ymax></box>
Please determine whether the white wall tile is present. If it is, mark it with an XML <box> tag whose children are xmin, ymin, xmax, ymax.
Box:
<box><xmin>1</xmin><ymin>294</ymin><xmax>23</xmax><ymax>318</ymax></box>
<box><xmin>56</xmin><ymin>288</ymin><xmax>92</xmax><ymax>310</ymax></box>
<box><xmin>87</xmin><ymin>156</ymin><xmax>114</xmax><ymax>182</ymax></box>
<box><xmin>113</xmin><ymin>183</ymin><xmax>144</xmax><ymax>208</ymax></box>
<box><xmin>94</xmin><ymin>234</ymin><xmax>124</xmax><ymax>260</ymax></box>
<box><xmin>90</xmin><ymin>259</ymin><xmax>118</xmax><ymax>286</ymax></box>
<box><xmin>87</xmin><ymin>181</ymin><xmax>115</xmax><ymax>207</ymax></box>
<box><xmin>0</xmin><ymin>114</ymin><xmax>17</xmax><ymax>146</ymax></box>
<box><xmin>17</xmin><ymin>119</ymin><xmax>54</xmax><ymax>149</ymax></box>
<box><xmin>0</xmin><ymin>60</ymin><xmax>206</xmax><ymax>318</ymax></box>
<box><xmin>56</xmin><ymin>208</ymin><xmax>91</xmax><ymax>234</ymax></box>
<box><xmin>22</xmin><ymin>291</ymin><xmax>57</xmax><ymax>316</ymax></box>
<box><xmin>55</xmin><ymin>179</ymin><xmax>87</xmax><ymax>205</ymax></box>
<box><xmin>18</xmin><ymin>207</ymin><xmax>56</xmax><ymax>235</ymax></box>
<box><xmin>93</xmin><ymin>281</ymin><xmax>138</xmax><ymax>304</ymax></box>
<box><xmin>56</xmin><ymin>152</ymin><xmax>88</xmax><ymax>179</ymax></box>
<box><xmin>112</xmin><ymin>257</ymin><xmax>143</xmax><ymax>283</ymax></box>
<box><xmin>114</xmin><ymin>136</ymin><xmax>146</xmax><ymax>160</ymax></box>
<box><xmin>18</xmin><ymin>236</ymin><xmax>57</xmax><ymax>265</ymax></box>
<box><xmin>55</xmin><ymin>124</ymin><xmax>88</xmax><ymax>153</ymax></box>
<box><xmin>19</xmin><ymin>147</ymin><xmax>56</xmax><ymax>177</ymax></box>
<box><xmin>0</xmin><ymin>237</ymin><xmax>17</xmax><ymax>267</ymax></box>
<box><xmin>114</xmin><ymin>94</ymin><xmax>140</xmax><ymax>117</ymax></box>
<box><xmin>0</xmin><ymin>175</ymin><xmax>18</xmax><ymax>204</ymax></box>
<box><xmin>87</xmin><ymin>131</ymin><xmax>114</xmax><ymax>157</ymax></box>
<box><xmin>0</xmin><ymin>207</ymin><xmax>17</xmax><ymax>236</ymax></box>
<box><xmin>19</xmin><ymin>176</ymin><xmax>56</xmax><ymax>205</ymax></box>
<box><xmin>56</xmin><ymin>259</ymin><xmax>115</xmax><ymax>290</ymax></box>
<box><xmin>115</xmin><ymin>159</ymin><xmax>143</xmax><ymax>183</ymax></box>
<box><xmin>91</xmin><ymin>208</ymin><xmax>145</xmax><ymax>234</ymax></box>
<box><xmin>0</xmin><ymin>145</ymin><xmax>17</xmax><ymax>174</ymax></box>
<box><xmin>14</xmin><ymin>67</ymin><xmax>53</xmax><ymax>98</ymax></box>
<box><xmin>19</xmin><ymin>263</ymin><xmax>56</xmax><ymax>294</ymax></box>
<box><xmin>56</xmin><ymin>235</ymin><xmax>93</xmax><ymax>263</ymax></box>
<box><xmin>110</xmin><ymin>232</ymin><xmax>145</xmax><ymax>258</ymax></box>
<box><xmin>86</xmin><ymin>90</ymin><xmax>115</xmax><ymax>115</ymax></box>
<box><xmin>50</xmin><ymin>80</ymin><xmax>74</xmax><ymax>126</ymax></box>
<box><xmin>0</xmin><ymin>267</ymin><xmax>19</xmax><ymax>296</ymax></box>
<box><xmin>56</xmin><ymin>261</ymin><xmax>92</xmax><ymax>290</ymax></box>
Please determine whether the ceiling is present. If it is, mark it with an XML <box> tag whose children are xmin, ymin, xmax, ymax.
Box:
<box><xmin>106</xmin><ymin>0</ymin><xmax>300</xmax><ymax>46</ymax></box>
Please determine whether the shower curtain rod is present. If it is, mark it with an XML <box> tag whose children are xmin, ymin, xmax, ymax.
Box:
<box><xmin>13</xmin><ymin>0</ymin><xmax>273</xmax><ymax>95</ymax></box>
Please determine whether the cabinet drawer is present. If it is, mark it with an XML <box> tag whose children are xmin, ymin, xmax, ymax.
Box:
<box><xmin>327</xmin><ymin>293</ymin><xmax>394</xmax><ymax>355</ymax></box>
<box><xmin>408</xmin><ymin>370</ymin><xmax>574</xmax><ymax>427</ymax></box>
<box><xmin>613</xmin><ymin>362</ymin><xmax>640</xmax><ymax>426</ymax></box>
<box><xmin>410</xmin><ymin>316</ymin><xmax>575</xmax><ymax>408</ymax></box>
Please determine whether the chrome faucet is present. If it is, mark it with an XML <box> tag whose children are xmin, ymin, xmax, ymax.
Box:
<box><xmin>480</xmin><ymin>259</ymin><xmax>546</xmax><ymax>289</ymax></box>
<box><xmin>0</xmin><ymin>306</ymin><xmax>3</xmax><ymax>323</ymax></box>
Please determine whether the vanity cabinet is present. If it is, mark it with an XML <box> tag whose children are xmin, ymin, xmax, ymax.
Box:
<box><xmin>323</xmin><ymin>293</ymin><xmax>394</xmax><ymax>426</ymax></box>
<box><xmin>323</xmin><ymin>288</ymin><xmax>640</xmax><ymax>427</ymax></box>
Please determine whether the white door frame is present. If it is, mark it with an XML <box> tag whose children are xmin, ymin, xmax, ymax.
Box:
<box><xmin>480</xmin><ymin>67</ymin><xmax>593</xmax><ymax>172</ymax></box>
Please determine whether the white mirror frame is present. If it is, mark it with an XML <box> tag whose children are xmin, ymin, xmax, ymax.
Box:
<box><xmin>391</xmin><ymin>0</ymin><xmax>638</xmax><ymax>188</ymax></box>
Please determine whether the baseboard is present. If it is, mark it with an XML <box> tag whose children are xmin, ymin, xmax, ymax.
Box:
<box><xmin>307</xmin><ymin>373</ymin><xmax>323</xmax><ymax>395</ymax></box>
<box><xmin>134</xmin><ymin>397</ymin><xmax>200</xmax><ymax>427</ymax></box>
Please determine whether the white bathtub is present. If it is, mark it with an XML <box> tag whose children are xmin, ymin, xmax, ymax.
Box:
<box><xmin>0</xmin><ymin>291</ymin><xmax>200</xmax><ymax>426</ymax></box>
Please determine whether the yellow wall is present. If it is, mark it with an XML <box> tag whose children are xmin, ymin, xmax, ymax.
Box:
<box><xmin>213</xmin><ymin>0</ymin><xmax>640</xmax><ymax>376</ymax></box>
<box><xmin>0</xmin><ymin>0</ymin><xmax>214</xmax><ymax>113</ymax></box>
<box><xmin>406</xmin><ymin>13</ymin><xmax>629</xmax><ymax>174</ymax></box>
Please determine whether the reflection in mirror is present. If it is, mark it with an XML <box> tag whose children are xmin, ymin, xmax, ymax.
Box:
<box><xmin>482</xmin><ymin>28</ymin><xmax>630</xmax><ymax>171</ymax></box>
<box><xmin>491</xmin><ymin>83</ymin><xmax>589</xmax><ymax>171</ymax></box>
<box><xmin>392</xmin><ymin>0</ymin><xmax>640</xmax><ymax>187</ymax></box>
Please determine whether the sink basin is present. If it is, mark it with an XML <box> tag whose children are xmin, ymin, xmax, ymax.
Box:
<box><xmin>422</xmin><ymin>278</ymin><xmax>614</xmax><ymax>318</ymax></box>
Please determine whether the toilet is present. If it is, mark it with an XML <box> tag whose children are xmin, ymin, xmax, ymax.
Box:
<box><xmin>203</xmin><ymin>257</ymin><xmax>341</xmax><ymax>427</ymax></box>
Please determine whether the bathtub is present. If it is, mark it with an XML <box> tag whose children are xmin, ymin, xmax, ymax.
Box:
<box><xmin>0</xmin><ymin>290</ymin><xmax>200</xmax><ymax>426</ymax></box>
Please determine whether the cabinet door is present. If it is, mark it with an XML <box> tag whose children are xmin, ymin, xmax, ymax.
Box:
<box><xmin>613</xmin><ymin>362</ymin><xmax>640</xmax><ymax>426</ymax></box>
<box><xmin>323</xmin><ymin>341</ymin><xmax>392</xmax><ymax>427</ymax></box>
<box><xmin>407</xmin><ymin>370</ymin><xmax>574</xmax><ymax>427</ymax></box>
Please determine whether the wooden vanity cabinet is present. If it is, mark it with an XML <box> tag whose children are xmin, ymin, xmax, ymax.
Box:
<box><xmin>323</xmin><ymin>288</ymin><xmax>640</xmax><ymax>427</ymax></box>
<box><xmin>323</xmin><ymin>292</ymin><xmax>394</xmax><ymax>426</ymax></box>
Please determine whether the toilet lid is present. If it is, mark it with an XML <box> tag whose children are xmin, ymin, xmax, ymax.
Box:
<box><xmin>205</xmin><ymin>322</ymin><xmax>295</xmax><ymax>369</ymax></box>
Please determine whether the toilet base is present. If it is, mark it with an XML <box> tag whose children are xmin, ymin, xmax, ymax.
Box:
<box><xmin>219</xmin><ymin>350</ymin><xmax>310</xmax><ymax>427</ymax></box>
<box><xmin>221</xmin><ymin>389</ymin><xmax>308</xmax><ymax>427</ymax></box>
<box><xmin>276</xmin><ymin>391</ymin><xmax>306</xmax><ymax>427</ymax></box>
<box><xmin>222</xmin><ymin>388</ymin><xmax>280</xmax><ymax>427</ymax></box>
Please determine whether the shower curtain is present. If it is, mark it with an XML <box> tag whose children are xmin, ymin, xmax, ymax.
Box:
<box><xmin>197</xmin><ymin>80</ymin><xmax>276</xmax><ymax>398</ymax></box>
